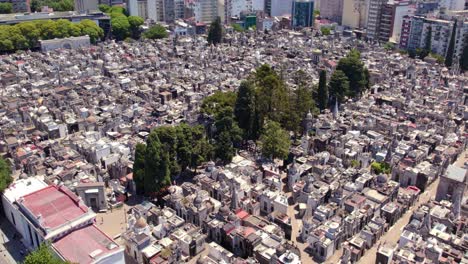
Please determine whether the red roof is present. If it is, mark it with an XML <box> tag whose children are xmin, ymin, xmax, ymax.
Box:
<box><xmin>53</xmin><ymin>225</ymin><xmax>121</xmax><ymax>264</ymax></box>
<box><xmin>21</xmin><ymin>185</ymin><xmax>89</xmax><ymax>230</ymax></box>
<box><xmin>235</xmin><ymin>209</ymin><xmax>250</xmax><ymax>220</ymax></box>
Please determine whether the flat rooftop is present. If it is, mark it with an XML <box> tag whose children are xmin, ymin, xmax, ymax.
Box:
<box><xmin>20</xmin><ymin>185</ymin><xmax>89</xmax><ymax>230</ymax></box>
<box><xmin>53</xmin><ymin>224</ymin><xmax>121</xmax><ymax>264</ymax></box>
<box><xmin>445</xmin><ymin>165</ymin><xmax>466</xmax><ymax>183</ymax></box>
<box><xmin>3</xmin><ymin>177</ymin><xmax>48</xmax><ymax>203</ymax></box>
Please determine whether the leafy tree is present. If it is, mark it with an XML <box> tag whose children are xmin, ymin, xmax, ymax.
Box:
<box><xmin>371</xmin><ymin>161</ymin><xmax>391</xmax><ymax>175</ymax></box>
<box><xmin>79</xmin><ymin>19</ymin><xmax>104</xmax><ymax>43</ymax></box>
<box><xmin>16</xmin><ymin>22</ymin><xmax>40</xmax><ymax>48</ymax></box>
<box><xmin>254</xmin><ymin>65</ymin><xmax>289</xmax><ymax>127</ymax></box>
<box><xmin>317</xmin><ymin>70</ymin><xmax>328</xmax><ymax>110</ymax></box>
<box><xmin>31</xmin><ymin>0</ymin><xmax>74</xmax><ymax>12</ymax></box>
<box><xmin>133</xmin><ymin>143</ymin><xmax>146</xmax><ymax>194</ymax></box>
<box><xmin>232</xmin><ymin>23</ymin><xmax>244</xmax><ymax>32</ymax></box>
<box><xmin>213</xmin><ymin>107</ymin><xmax>242</xmax><ymax>164</ymax></box>
<box><xmin>24</xmin><ymin>243</ymin><xmax>67</xmax><ymax>264</ymax></box>
<box><xmin>329</xmin><ymin>70</ymin><xmax>349</xmax><ymax>105</ymax></box>
<box><xmin>128</xmin><ymin>16</ymin><xmax>144</xmax><ymax>39</ymax></box>
<box><xmin>0</xmin><ymin>157</ymin><xmax>12</xmax><ymax>193</ymax></box>
<box><xmin>190</xmin><ymin>125</ymin><xmax>213</xmax><ymax>170</ymax></box>
<box><xmin>144</xmin><ymin>131</ymin><xmax>171</xmax><ymax>195</ymax></box>
<box><xmin>286</xmin><ymin>73</ymin><xmax>316</xmax><ymax>136</ymax></box>
<box><xmin>350</xmin><ymin>160</ymin><xmax>359</xmax><ymax>168</ymax></box>
<box><xmin>98</xmin><ymin>4</ymin><xmax>111</xmax><ymax>13</ymax></box>
<box><xmin>314</xmin><ymin>10</ymin><xmax>320</xmax><ymax>16</ymax></box>
<box><xmin>111</xmin><ymin>16</ymin><xmax>130</xmax><ymax>40</ymax></box>
<box><xmin>201</xmin><ymin>91</ymin><xmax>237</xmax><ymax>116</ymax></box>
<box><xmin>320</xmin><ymin>27</ymin><xmax>331</xmax><ymax>36</ymax></box>
<box><xmin>207</xmin><ymin>17</ymin><xmax>223</xmax><ymax>45</ymax></box>
<box><xmin>0</xmin><ymin>2</ymin><xmax>12</xmax><ymax>14</ymax></box>
<box><xmin>143</xmin><ymin>24</ymin><xmax>168</xmax><ymax>39</ymax></box>
<box><xmin>259</xmin><ymin>120</ymin><xmax>290</xmax><ymax>160</ymax></box>
<box><xmin>154</xmin><ymin>126</ymin><xmax>179</xmax><ymax>176</ymax></box>
<box><xmin>430</xmin><ymin>53</ymin><xmax>445</xmax><ymax>64</ymax></box>
<box><xmin>0</xmin><ymin>26</ymin><xmax>14</xmax><ymax>52</ymax></box>
<box><xmin>445</xmin><ymin>20</ymin><xmax>457</xmax><ymax>68</ymax></box>
<box><xmin>234</xmin><ymin>81</ymin><xmax>257</xmax><ymax>140</ymax></box>
<box><xmin>383</xmin><ymin>42</ymin><xmax>394</xmax><ymax>50</ymax></box>
<box><xmin>337</xmin><ymin>50</ymin><xmax>367</xmax><ymax>97</ymax></box>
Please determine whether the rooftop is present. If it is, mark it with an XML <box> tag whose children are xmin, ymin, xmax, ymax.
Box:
<box><xmin>19</xmin><ymin>185</ymin><xmax>90</xmax><ymax>230</ymax></box>
<box><xmin>445</xmin><ymin>165</ymin><xmax>466</xmax><ymax>183</ymax></box>
<box><xmin>3</xmin><ymin>177</ymin><xmax>48</xmax><ymax>203</ymax></box>
<box><xmin>52</xmin><ymin>224</ymin><xmax>122</xmax><ymax>264</ymax></box>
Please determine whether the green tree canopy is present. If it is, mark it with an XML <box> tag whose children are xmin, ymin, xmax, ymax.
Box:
<box><xmin>207</xmin><ymin>17</ymin><xmax>223</xmax><ymax>45</ymax></box>
<box><xmin>201</xmin><ymin>91</ymin><xmax>237</xmax><ymax>116</ymax></box>
<box><xmin>285</xmin><ymin>70</ymin><xmax>317</xmax><ymax>136</ymax></box>
<box><xmin>213</xmin><ymin>107</ymin><xmax>243</xmax><ymax>164</ymax></box>
<box><xmin>320</xmin><ymin>27</ymin><xmax>331</xmax><ymax>36</ymax></box>
<box><xmin>111</xmin><ymin>15</ymin><xmax>131</xmax><ymax>40</ymax></box>
<box><xmin>143</xmin><ymin>24</ymin><xmax>168</xmax><ymax>39</ymax></box>
<box><xmin>0</xmin><ymin>157</ymin><xmax>12</xmax><ymax>193</ymax></box>
<box><xmin>0</xmin><ymin>2</ymin><xmax>12</xmax><ymax>14</ymax></box>
<box><xmin>98</xmin><ymin>4</ymin><xmax>111</xmax><ymax>13</ymax></box>
<box><xmin>317</xmin><ymin>70</ymin><xmax>328</xmax><ymax>110</ymax></box>
<box><xmin>371</xmin><ymin>161</ymin><xmax>391</xmax><ymax>175</ymax></box>
<box><xmin>232</xmin><ymin>23</ymin><xmax>244</xmax><ymax>32</ymax></box>
<box><xmin>337</xmin><ymin>49</ymin><xmax>368</xmax><ymax>97</ymax></box>
<box><xmin>329</xmin><ymin>70</ymin><xmax>349</xmax><ymax>105</ymax></box>
<box><xmin>30</xmin><ymin>0</ymin><xmax>74</xmax><ymax>12</ymax></box>
<box><xmin>24</xmin><ymin>243</ymin><xmax>68</xmax><ymax>264</ymax></box>
<box><xmin>144</xmin><ymin>131</ymin><xmax>171</xmax><ymax>195</ymax></box>
<box><xmin>128</xmin><ymin>16</ymin><xmax>144</xmax><ymax>39</ymax></box>
<box><xmin>234</xmin><ymin>81</ymin><xmax>257</xmax><ymax>140</ymax></box>
<box><xmin>259</xmin><ymin>120</ymin><xmax>290</xmax><ymax>160</ymax></box>
<box><xmin>133</xmin><ymin>143</ymin><xmax>146</xmax><ymax>195</ymax></box>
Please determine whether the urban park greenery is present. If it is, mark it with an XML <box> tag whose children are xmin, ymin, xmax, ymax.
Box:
<box><xmin>0</xmin><ymin>19</ymin><xmax>103</xmax><ymax>52</ymax></box>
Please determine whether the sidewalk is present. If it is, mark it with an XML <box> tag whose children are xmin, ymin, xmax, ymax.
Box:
<box><xmin>0</xmin><ymin>217</ymin><xmax>25</xmax><ymax>264</ymax></box>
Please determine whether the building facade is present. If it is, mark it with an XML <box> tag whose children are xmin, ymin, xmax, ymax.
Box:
<box><xmin>271</xmin><ymin>0</ymin><xmax>293</xmax><ymax>17</ymax></box>
<box><xmin>318</xmin><ymin>0</ymin><xmax>343</xmax><ymax>24</ymax></box>
<box><xmin>291</xmin><ymin>0</ymin><xmax>314</xmax><ymax>28</ymax></box>
<box><xmin>342</xmin><ymin>0</ymin><xmax>369</xmax><ymax>28</ymax></box>
<box><xmin>2</xmin><ymin>178</ymin><xmax>124</xmax><ymax>264</ymax></box>
<box><xmin>225</xmin><ymin>0</ymin><xmax>253</xmax><ymax>23</ymax></box>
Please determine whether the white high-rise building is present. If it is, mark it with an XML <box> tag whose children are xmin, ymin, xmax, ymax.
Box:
<box><xmin>252</xmin><ymin>0</ymin><xmax>265</xmax><ymax>11</ymax></box>
<box><xmin>193</xmin><ymin>0</ymin><xmax>219</xmax><ymax>23</ymax></box>
<box><xmin>147</xmin><ymin>0</ymin><xmax>165</xmax><ymax>22</ymax></box>
<box><xmin>128</xmin><ymin>0</ymin><xmax>149</xmax><ymax>19</ymax></box>
<box><xmin>319</xmin><ymin>0</ymin><xmax>343</xmax><ymax>23</ymax></box>
<box><xmin>225</xmin><ymin>0</ymin><xmax>253</xmax><ymax>22</ymax></box>
<box><xmin>270</xmin><ymin>0</ymin><xmax>293</xmax><ymax>16</ymax></box>
<box><xmin>440</xmin><ymin>0</ymin><xmax>465</xmax><ymax>10</ymax></box>
<box><xmin>342</xmin><ymin>0</ymin><xmax>369</xmax><ymax>28</ymax></box>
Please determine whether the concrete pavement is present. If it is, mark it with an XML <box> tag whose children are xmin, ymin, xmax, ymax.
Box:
<box><xmin>0</xmin><ymin>217</ymin><xmax>25</xmax><ymax>264</ymax></box>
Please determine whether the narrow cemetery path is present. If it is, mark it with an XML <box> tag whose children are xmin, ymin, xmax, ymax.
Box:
<box><xmin>356</xmin><ymin>176</ymin><xmax>439</xmax><ymax>264</ymax></box>
<box><xmin>353</xmin><ymin>148</ymin><xmax>466</xmax><ymax>264</ymax></box>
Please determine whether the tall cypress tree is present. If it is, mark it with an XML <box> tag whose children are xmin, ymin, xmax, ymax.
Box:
<box><xmin>234</xmin><ymin>81</ymin><xmax>257</xmax><ymax>140</ymax></box>
<box><xmin>207</xmin><ymin>17</ymin><xmax>223</xmax><ymax>45</ymax></box>
<box><xmin>445</xmin><ymin>20</ymin><xmax>457</xmax><ymax>68</ymax></box>
<box><xmin>144</xmin><ymin>131</ymin><xmax>171</xmax><ymax>195</ymax></box>
<box><xmin>317</xmin><ymin>70</ymin><xmax>328</xmax><ymax>111</ymax></box>
<box><xmin>133</xmin><ymin>143</ymin><xmax>146</xmax><ymax>195</ymax></box>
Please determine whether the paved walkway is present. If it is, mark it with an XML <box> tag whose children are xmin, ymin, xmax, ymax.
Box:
<box><xmin>327</xmin><ymin>148</ymin><xmax>467</xmax><ymax>264</ymax></box>
<box><xmin>0</xmin><ymin>217</ymin><xmax>25</xmax><ymax>264</ymax></box>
